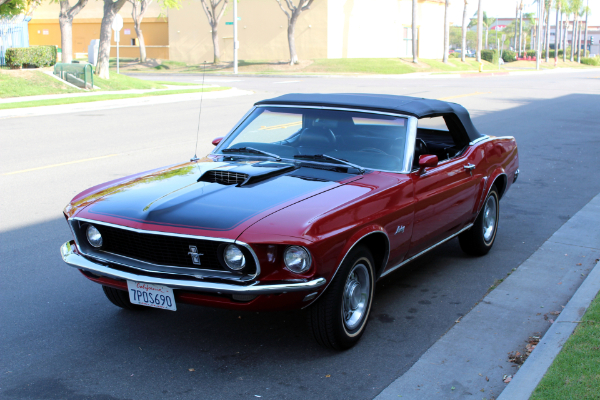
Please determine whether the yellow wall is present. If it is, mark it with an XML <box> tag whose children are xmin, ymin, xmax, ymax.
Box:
<box><xmin>29</xmin><ymin>2</ymin><xmax>168</xmax><ymax>60</ymax></box>
<box><xmin>168</xmin><ymin>0</ymin><xmax>327</xmax><ymax>64</ymax></box>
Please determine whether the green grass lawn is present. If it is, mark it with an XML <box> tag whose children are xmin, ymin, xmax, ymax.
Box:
<box><xmin>0</xmin><ymin>86</ymin><xmax>230</xmax><ymax>110</ymax></box>
<box><xmin>94</xmin><ymin>73</ymin><xmax>167</xmax><ymax>90</ymax></box>
<box><xmin>303</xmin><ymin>58</ymin><xmax>418</xmax><ymax>74</ymax></box>
<box><xmin>530</xmin><ymin>291</ymin><xmax>600</xmax><ymax>400</ymax></box>
<box><xmin>0</xmin><ymin>70</ymin><xmax>81</xmax><ymax>98</ymax></box>
<box><xmin>151</xmin><ymin>81</ymin><xmax>202</xmax><ymax>86</ymax></box>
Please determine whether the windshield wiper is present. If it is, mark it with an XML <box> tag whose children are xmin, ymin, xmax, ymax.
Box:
<box><xmin>222</xmin><ymin>147</ymin><xmax>281</xmax><ymax>161</ymax></box>
<box><xmin>293</xmin><ymin>154</ymin><xmax>365</xmax><ymax>174</ymax></box>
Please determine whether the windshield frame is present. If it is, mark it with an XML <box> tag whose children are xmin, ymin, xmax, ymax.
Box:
<box><xmin>211</xmin><ymin>105</ymin><xmax>418</xmax><ymax>174</ymax></box>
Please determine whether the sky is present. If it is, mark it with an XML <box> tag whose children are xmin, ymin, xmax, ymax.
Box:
<box><xmin>447</xmin><ymin>0</ymin><xmax>600</xmax><ymax>27</ymax></box>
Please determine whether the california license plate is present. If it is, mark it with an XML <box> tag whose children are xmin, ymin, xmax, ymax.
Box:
<box><xmin>127</xmin><ymin>281</ymin><xmax>177</xmax><ymax>311</ymax></box>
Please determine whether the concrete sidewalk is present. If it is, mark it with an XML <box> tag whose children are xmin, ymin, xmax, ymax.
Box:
<box><xmin>375</xmin><ymin>193</ymin><xmax>600</xmax><ymax>400</ymax></box>
<box><xmin>0</xmin><ymin>87</ymin><xmax>254</xmax><ymax>120</ymax></box>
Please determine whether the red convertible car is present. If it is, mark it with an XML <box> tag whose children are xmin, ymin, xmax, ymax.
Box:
<box><xmin>61</xmin><ymin>94</ymin><xmax>519</xmax><ymax>349</ymax></box>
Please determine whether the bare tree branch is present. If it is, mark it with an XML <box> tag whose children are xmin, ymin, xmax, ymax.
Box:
<box><xmin>276</xmin><ymin>0</ymin><xmax>291</xmax><ymax>20</ymax></box>
<box><xmin>301</xmin><ymin>0</ymin><xmax>314</xmax><ymax>11</ymax></box>
<box><xmin>215</xmin><ymin>0</ymin><xmax>228</xmax><ymax>24</ymax></box>
<box><xmin>199</xmin><ymin>0</ymin><xmax>214</xmax><ymax>25</ymax></box>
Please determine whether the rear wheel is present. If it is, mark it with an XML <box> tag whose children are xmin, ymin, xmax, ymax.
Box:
<box><xmin>459</xmin><ymin>186</ymin><xmax>500</xmax><ymax>256</ymax></box>
<box><xmin>308</xmin><ymin>246</ymin><xmax>375</xmax><ymax>350</ymax></box>
<box><xmin>102</xmin><ymin>285</ymin><xmax>144</xmax><ymax>310</ymax></box>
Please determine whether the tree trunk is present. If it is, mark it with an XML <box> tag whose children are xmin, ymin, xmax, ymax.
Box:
<box><xmin>554</xmin><ymin>5</ymin><xmax>560</xmax><ymax>62</ymax></box>
<box><xmin>558</xmin><ymin>9</ymin><xmax>562</xmax><ymax>50</ymax></box>
<box><xmin>570</xmin><ymin>16</ymin><xmax>576</xmax><ymax>62</ymax></box>
<box><xmin>442</xmin><ymin>0</ymin><xmax>449</xmax><ymax>63</ymax></box>
<box><xmin>211</xmin><ymin>26</ymin><xmax>220</xmax><ymax>63</ymax></box>
<box><xmin>96</xmin><ymin>0</ymin><xmax>127</xmax><ymax>79</ymax></box>
<box><xmin>514</xmin><ymin>5</ymin><xmax>519</xmax><ymax>50</ymax></box>
<box><xmin>544</xmin><ymin>2</ymin><xmax>550</xmax><ymax>62</ymax></box>
<box><xmin>563</xmin><ymin>17</ymin><xmax>568</xmax><ymax>61</ymax></box>
<box><xmin>412</xmin><ymin>0</ymin><xmax>418</xmax><ymax>63</ymax></box>
<box><xmin>134</xmin><ymin>23</ymin><xmax>146</xmax><ymax>62</ymax></box>
<box><xmin>583</xmin><ymin>5</ymin><xmax>589</xmax><ymax>58</ymax></box>
<box><xmin>518</xmin><ymin>5</ymin><xmax>523</xmax><ymax>55</ymax></box>
<box><xmin>576</xmin><ymin>19</ymin><xmax>581</xmax><ymax>62</ymax></box>
<box><xmin>476</xmin><ymin>0</ymin><xmax>482</xmax><ymax>62</ymax></box>
<box><xmin>58</xmin><ymin>14</ymin><xmax>73</xmax><ymax>64</ymax></box>
<box><xmin>461</xmin><ymin>0</ymin><xmax>468</xmax><ymax>62</ymax></box>
<box><xmin>288</xmin><ymin>12</ymin><xmax>300</xmax><ymax>65</ymax></box>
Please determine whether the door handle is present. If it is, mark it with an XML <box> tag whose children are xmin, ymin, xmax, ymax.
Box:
<box><xmin>464</xmin><ymin>164</ymin><xmax>475</xmax><ymax>175</ymax></box>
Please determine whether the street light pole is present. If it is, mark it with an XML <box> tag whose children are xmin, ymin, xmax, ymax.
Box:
<box><xmin>233</xmin><ymin>0</ymin><xmax>238</xmax><ymax>74</ymax></box>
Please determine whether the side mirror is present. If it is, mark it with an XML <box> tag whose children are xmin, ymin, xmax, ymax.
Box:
<box><xmin>212</xmin><ymin>137</ymin><xmax>224</xmax><ymax>146</ymax></box>
<box><xmin>418</xmin><ymin>155</ymin><xmax>438</xmax><ymax>174</ymax></box>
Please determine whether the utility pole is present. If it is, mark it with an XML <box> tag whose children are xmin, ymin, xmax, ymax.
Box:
<box><xmin>233</xmin><ymin>0</ymin><xmax>238</xmax><ymax>74</ymax></box>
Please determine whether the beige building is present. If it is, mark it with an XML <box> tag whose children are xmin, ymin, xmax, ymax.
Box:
<box><xmin>169</xmin><ymin>0</ymin><xmax>445</xmax><ymax>63</ymax></box>
<box><xmin>29</xmin><ymin>0</ymin><xmax>444</xmax><ymax>63</ymax></box>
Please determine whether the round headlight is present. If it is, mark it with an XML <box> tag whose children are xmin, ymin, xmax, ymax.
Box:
<box><xmin>224</xmin><ymin>244</ymin><xmax>246</xmax><ymax>271</ymax></box>
<box><xmin>86</xmin><ymin>225</ymin><xmax>103</xmax><ymax>248</ymax></box>
<box><xmin>284</xmin><ymin>246</ymin><xmax>311</xmax><ymax>274</ymax></box>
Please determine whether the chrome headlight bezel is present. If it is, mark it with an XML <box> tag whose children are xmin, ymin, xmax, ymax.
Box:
<box><xmin>283</xmin><ymin>246</ymin><xmax>312</xmax><ymax>274</ymax></box>
<box><xmin>223</xmin><ymin>244</ymin><xmax>246</xmax><ymax>271</ymax></box>
<box><xmin>86</xmin><ymin>225</ymin><xmax>103</xmax><ymax>248</ymax></box>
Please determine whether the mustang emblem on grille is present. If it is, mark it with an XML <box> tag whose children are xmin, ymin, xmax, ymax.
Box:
<box><xmin>188</xmin><ymin>245</ymin><xmax>203</xmax><ymax>265</ymax></box>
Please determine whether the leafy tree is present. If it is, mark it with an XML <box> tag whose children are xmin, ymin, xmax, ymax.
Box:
<box><xmin>96</xmin><ymin>0</ymin><xmax>128</xmax><ymax>79</ymax></box>
<box><xmin>1</xmin><ymin>0</ymin><xmax>38</xmax><ymax>17</ymax></box>
<box><xmin>275</xmin><ymin>0</ymin><xmax>315</xmax><ymax>65</ymax></box>
<box><xmin>55</xmin><ymin>0</ymin><xmax>89</xmax><ymax>64</ymax></box>
<box><xmin>128</xmin><ymin>0</ymin><xmax>181</xmax><ymax>63</ymax></box>
<box><xmin>200</xmin><ymin>0</ymin><xmax>229</xmax><ymax>64</ymax></box>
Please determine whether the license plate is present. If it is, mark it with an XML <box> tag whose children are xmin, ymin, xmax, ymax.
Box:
<box><xmin>127</xmin><ymin>281</ymin><xmax>177</xmax><ymax>311</ymax></box>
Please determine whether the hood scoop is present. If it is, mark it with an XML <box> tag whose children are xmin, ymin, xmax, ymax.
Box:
<box><xmin>198</xmin><ymin>162</ymin><xmax>296</xmax><ymax>186</ymax></box>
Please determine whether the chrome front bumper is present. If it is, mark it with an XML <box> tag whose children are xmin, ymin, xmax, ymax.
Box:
<box><xmin>60</xmin><ymin>241</ymin><xmax>326</xmax><ymax>295</ymax></box>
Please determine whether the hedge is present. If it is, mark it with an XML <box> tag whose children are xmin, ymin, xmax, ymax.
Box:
<box><xmin>581</xmin><ymin>57</ymin><xmax>600</xmax><ymax>66</ymax></box>
<box><xmin>501</xmin><ymin>50</ymin><xmax>516</xmax><ymax>63</ymax></box>
<box><xmin>5</xmin><ymin>46</ymin><xmax>57</xmax><ymax>68</ymax></box>
<box><xmin>481</xmin><ymin>49</ymin><xmax>499</xmax><ymax>64</ymax></box>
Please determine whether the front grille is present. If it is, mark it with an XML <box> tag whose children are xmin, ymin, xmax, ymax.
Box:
<box><xmin>200</xmin><ymin>170</ymin><xmax>248</xmax><ymax>185</ymax></box>
<box><xmin>94</xmin><ymin>225</ymin><xmax>227</xmax><ymax>271</ymax></box>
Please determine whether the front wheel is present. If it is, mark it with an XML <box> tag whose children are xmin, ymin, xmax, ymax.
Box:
<box><xmin>308</xmin><ymin>246</ymin><xmax>375</xmax><ymax>350</ymax></box>
<box><xmin>459</xmin><ymin>186</ymin><xmax>500</xmax><ymax>256</ymax></box>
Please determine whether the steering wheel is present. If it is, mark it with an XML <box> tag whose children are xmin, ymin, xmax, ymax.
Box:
<box><xmin>415</xmin><ymin>138</ymin><xmax>429</xmax><ymax>154</ymax></box>
<box><xmin>360</xmin><ymin>147</ymin><xmax>388</xmax><ymax>155</ymax></box>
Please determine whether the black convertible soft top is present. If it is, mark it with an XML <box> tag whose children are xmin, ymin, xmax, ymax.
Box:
<box><xmin>255</xmin><ymin>93</ymin><xmax>484</xmax><ymax>142</ymax></box>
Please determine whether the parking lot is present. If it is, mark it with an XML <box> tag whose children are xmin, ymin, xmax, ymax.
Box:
<box><xmin>1</xmin><ymin>70</ymin><xmax>599</xmax><ymax>399</ymax></box>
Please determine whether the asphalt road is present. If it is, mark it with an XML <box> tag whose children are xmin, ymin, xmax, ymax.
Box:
<box><xmin>1</xmin><ymin>70</ymin><xmax>599</xmax><ymax>400</ymax></box>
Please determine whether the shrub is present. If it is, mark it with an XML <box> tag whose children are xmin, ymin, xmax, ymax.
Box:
<box><xmin>5</xmin><ymin>46</ymin><xmax>57</xmax><ymax>68</ymax></box>
<box><xmin>581</xmin><ymin>56</ymin><xmax>600</xmax><ymax>66</ymax></box>
<box><xmin>502</xmin><ymin>50</ymin><xmax>516</xmax><ymax>63</ymax></box>
<box><xmin>449</xmin><ymin>52</ymin><xmax>460</xmax><ymax>58</ymax></box>
<box><xmin>481</xmin><ymin>49</ymin><xmax>498</xmax><ymax>64</ymax></box>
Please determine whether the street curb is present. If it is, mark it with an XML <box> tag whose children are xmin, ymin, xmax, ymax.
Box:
<box><xmin>497</xmin><ymin>254</ymin><xmax>600</xmax><ymax>399</ymax></box>
<box><xmin>374</xmin><ymin>193</ymin><xmax>600</xmax><ymax>400</ymax></box>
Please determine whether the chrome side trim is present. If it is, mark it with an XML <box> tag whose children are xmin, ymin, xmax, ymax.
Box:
<box><xmin>301</xmin><ymin>229</ymin><xmax>390</xmax><ymax>309</ymax></box>
<box><xmin>61</xmin><ymin>241</ymin><xmax>325</xmax><ymax>294</ymax></box>
<box><xmin>70</xmin><ymin>217</ymin><xmax>261</xmax><ymax>280</ymax></box>
<box><xmin>380</xmin><ymin>223</ymin><xmax>473</xmax><ymax>278</ymax></box>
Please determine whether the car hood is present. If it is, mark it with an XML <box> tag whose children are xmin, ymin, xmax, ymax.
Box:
<box><xmin>71</xmin><ymin>160</ymin><xmax>363</xmax><ymax>239</ymax></box>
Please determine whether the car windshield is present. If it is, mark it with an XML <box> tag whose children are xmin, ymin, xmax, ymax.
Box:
<box><xmin>215</xmin><ymin>106</ymin><xmax>408</xmax><ymax>172</ymax></box>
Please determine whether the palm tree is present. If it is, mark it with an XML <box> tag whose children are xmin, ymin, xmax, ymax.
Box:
<box><xmin>482</xmin><ymin>12</ymin><xmax>496</xmax><ymax>49</ymax></box>
<box><xmin>570</xmin><ymin>0</ymin><xmax>583</xmax><ymax>62</ymax></box>
<box><xmin>476</xmin><ymin>0</ymin><xmax>482</xmax><ymax>62</ymax></box>
<box><xmin>443</xmin><ymin>0</ymin><xmax>450</xmax><ymax>62</ymax></box>
<box><xmin>545</xmin><ymin>0</ymin><xmax>552</xmax><ymax>62</ymax></box>
<box><xmin>554</xmin><ymin>0</ymin><xmax>561</xmax><ymax>62</ymax></box>
<box><xmin>583</xmin><ymin>1</ymin><xmax>590</xmax><ymax>59</ymax></box>
<box><xmin>519</xmin><ymin>0</ymin><xmax>524</xmax><ymax>54</ymax></box>
<box><xmin>412</xmin><ymin>0</ymin><xmax>418</xmax><ymax>63</ymax></box>
<box><xmin>461</xmin><ymin>0</ymin><xmax>468</xmax><ymax>62</ymax></box>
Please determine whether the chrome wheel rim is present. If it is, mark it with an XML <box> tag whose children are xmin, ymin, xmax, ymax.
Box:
<box><xmin>483</xmin><ymin>195</ymin><xmax>497</xmax><ymax>243</ymax></box>
<box><xmin>342</xmin><ymin>262</ymin><xmax>371</xmax><ymax>331</ymax></box>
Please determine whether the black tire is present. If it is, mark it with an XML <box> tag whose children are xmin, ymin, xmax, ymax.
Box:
<box><xmin>459</xmin><ymin>186</ymin><xmax>500</xmax><ymax>256</ymax></box>
<box><xmin>102</xmin><ymin>285</ymin><xmax>144</xmax><ymax>310</ymax></box>
<box><xmin>308</xmin><ymin>246</ymin><xmax>375</xmax><ymax>350</ymax></box>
